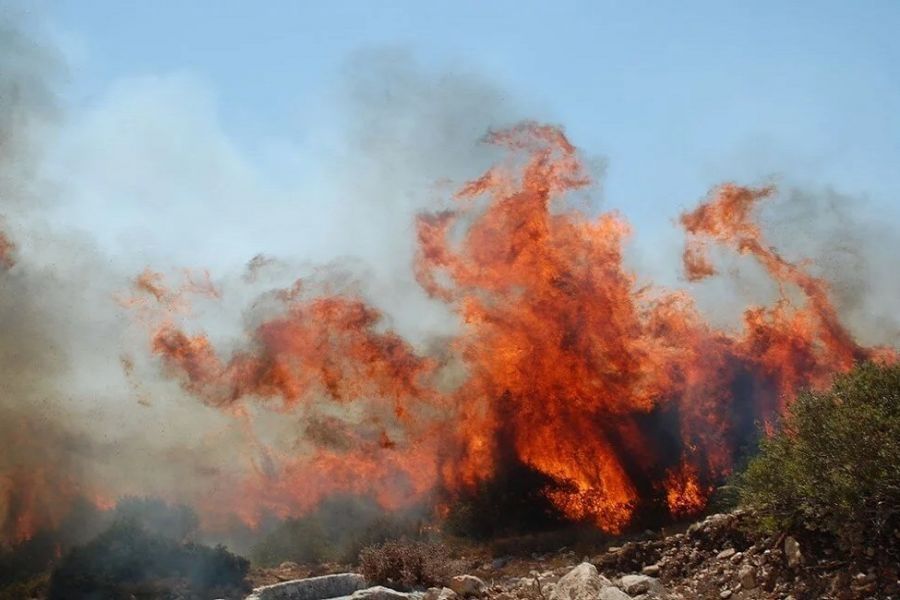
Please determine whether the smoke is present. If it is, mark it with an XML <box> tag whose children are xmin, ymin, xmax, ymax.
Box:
<box><xmin>0</xmin><ymin>6</ymin><xmax>531</xmax><ymax>548</ymax></box>
<box><xmin>0</xmin><ymin>4</ymin><xmax>896</xmax><ymax>552</ymax></box>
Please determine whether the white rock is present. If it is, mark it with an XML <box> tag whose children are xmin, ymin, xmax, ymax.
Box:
<box><xmin>640</xmin><ymin>564</ymin><xmax>660</xmax><ymax>577</ymax></box>
<box><xmin>618</xmin><ymin>574</ymin><xmax>664</xmax><ymax>596</ymax></box>
<box><xmin>598</xmin><ymin>587</ymin><xmax>632</xmax><ymax>600</ymax></box>
<box><xmin>449</xmin><ymin>575</ymin><xmax>486</xmax><ymax>598</ymax></box>
<box><xmin>248</xmin><ymin>573</ymin><xmax>367</xmax><ymax>600</ymax></box>
<box><xmin>351</xmin><ymin>587</ymin><xmax>414</xmax><ymax>600</ymax></box>
<box><xmin>784</xmin><ymin>536</ymin><xmax>803</xmax><ymax>568</ymax></box>
<box><xmin>423</xmin><ymin>587</ymin><xmax>457</xmax><ymax>600</ymax></box>
<box><xmin>550</xmin><ymin>563</ymin><xmax>614</xmax><ymax>600</ymax></box>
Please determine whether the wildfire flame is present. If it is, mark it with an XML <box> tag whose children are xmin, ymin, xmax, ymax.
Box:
<box><xmin>137</xmin><ymin>123</ymin><xmax>893</xmax><ymax>534</ymax></box>
<box><xmin>7</xmin><ymin>122</ymin><xmax>891</xmax><ymax>545</ymax></box>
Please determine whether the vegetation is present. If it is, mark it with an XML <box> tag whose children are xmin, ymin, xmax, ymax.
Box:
<box><xmin>740</xmin><ymin>361</ymin><xmax>900</xmax><ymax>554</ymax></box>
<box><xmin>48</xmin><ymin>521</ymin><xmax>249</xmax><ymax>600</ymax></box>
<box><xmin>358</xmin><ymin>539</ymin><xmax>450</xmax><ymax>590</ymax></box>
<box><xmin>251</xmin><ymin>495</ymin><xmax>424</xmax><ymax>566</ymax></box>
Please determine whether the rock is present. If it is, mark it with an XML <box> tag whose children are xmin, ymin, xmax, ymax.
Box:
<box><xmin>423</xmin><ymin>588</ymin><xmax>457</xmax><ymax>600</ymax></box>
<box><xmin>640</xmin><ymin>564</ymin><xmax>660</xmax><ymax>577</ymax></box>
<box><xmin>729</xmin><ymin>552</ymin><xmax>743</xmax><ymax>565</ymax></box>
<box><xmin>784</xmin><ymin>536</ymin><xmax>802</xmax><ymax>568</ymax></box>
<box><xmin>737</xmin><ymin>564</ymin><xmax>757</xmax><ymax>590</ymax></box>
<box><xmin>350</xmin><ymin>587</ymin><xmax>413</xmax><ymax>600</ymax></box>
<box><xmin>449</xmin><ymin>575</ymin><xmax>486</xmax><ymax>598</ymax></box>
<box><xmin>247</xmin><ymin>573</ymin><xmax>367</xmax><ymax>600</ymax></box>
<box><xmin>618</xmin><ymin>575</ymin><xmax>663</xmax><ymax>596</ymax></box>
<box><xmin>597</xmin><ymin>588</ymin><xmax>631</xmax><ymax>600</ymax></box>
<box><xmin>279</xmin><ymin>561</ymin><xmax>300</xmax><ymax>570</ymax></box>
<box><xmin>716</xmin><ymin>548</ymin><xmax>735</xmax><ymax>560</ymax></box>
<box><xmin>719</xmin><ymin>591</ymin><xmax>732</xmax><ymax>599</ymax></box>
<box><xmin>550</xmin><ymin>563</ymin><xmax>613</xmax><ymax>600</ymax></box>
<box><xmin>491</xmin><ymin>557</ymin><xmax>509</xmax><ymax>570</ymax></box>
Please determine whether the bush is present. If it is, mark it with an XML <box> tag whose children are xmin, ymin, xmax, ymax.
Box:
<box><xmin>251</xmin><ymin>495</ymin><xmax>423</xmax><ymax>566</ymax></box>
<box><xmin>48</xmin><ymin>521</ymin><xmax>249</xmax><ymax>599</ymax></box>
<box><xmin>739</xmin><ymin>362</ymin><xmax>900</xmax><ymax>553</ymax></box>
<box><xmin>112</xmin><ymin>497</ymin><xmax>200</xmax><ymax>542</ymax></box>
<box><xmin>358</xmin><ymin>539</ymin><xmax>449</xmax><ymax>590</ymax></box>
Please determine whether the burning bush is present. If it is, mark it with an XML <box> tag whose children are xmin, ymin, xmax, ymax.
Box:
<box><xmin>48</xmin><ymin>521</ymin><xmax>249</xmax><ymax>599</ymax></box>
<box><xmin>358</xmin><ymin>539</ymin><xmax>450</xmax><ymax>590</ymax></box>
<box><xmin>251</xmin><ymin>495</ymin><xmax>424</xmax><ymax>566</ymax></box>
<box><xmin>740</xmin><ymin>361</ymin><xmax>900</xmax><ymax>554</ymax></box>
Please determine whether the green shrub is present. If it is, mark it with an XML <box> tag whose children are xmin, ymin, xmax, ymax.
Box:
<box><xmin>358</xmin><ymin>539</ymin><xmax>449</xmax><ymax>590</ymax></box>
<box><xmin>48</xmin><ymin>521</ymin><xmax>249</xmax><ymax>599</ymax></box>
<box><xmin>739</xmin><ymin>361</ymin><xmax>900</xmax><ymax>552</ymax></box>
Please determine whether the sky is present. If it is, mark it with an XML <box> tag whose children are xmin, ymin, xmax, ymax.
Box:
<box><xmin>21</xmin><ymin>1</ymin><xmax>900</xmax><ymax>283</ymax></box>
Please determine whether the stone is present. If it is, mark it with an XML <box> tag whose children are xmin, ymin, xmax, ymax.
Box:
<box><xmin>246</xmin><ymin>573</ymin><xmax>367</xmax><ymax>600</ymax></box>
<box><xmin>618</xmin><ymin>575</ymin><xmax>663</xmax><ymax>596</ymax></box>
<box><xmin>550</xmin><ymin>563</ymin><xmax>613</xmax><ymax>600</ymax></box>
<box><xmin>449</xmin><ymin>575</ymin><xmax>487</xmax><ymax>598</ymax></box>
<box><xmin>423</xmin><ymin>588</ymin><xmax>457</xmax><ymax>600</ymax></box>
<box><xmin>350</xmin><ymin>587</ymin><xmax>413</xmax><ymax>600</ymax></box>
<box><xmin>719</xmin><ymin>591</ymin><xmax>732</xmax><ymax>599</ymax></box>
<box><xmin>597</xmin><ymin>588</ymin><xmax>632</xmax><ymax>600</ymax></box>
<box><xmin>784</xmin><ymin>536</ymin><xmax>802</xmax><ymax>568</ymax></box>
<box><xmin>737</xmin><ymin>564</ymin><xmax>757</xmax><ymax>590</ymax></box>
<box><xmin>716</xmin><ymin>548</ymin><xmax>735</xmax><ymax>560</ymax></box>
<box><xmin>640</xmin><ymin>564</ymin><xmax>660</xmax><ymax>577</ymax></box>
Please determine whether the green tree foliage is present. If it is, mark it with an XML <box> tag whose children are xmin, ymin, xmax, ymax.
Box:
<box><xmin>740</xmin><ymin>362</ymin><xmax>900</xmax><ymax>552</ymax></box>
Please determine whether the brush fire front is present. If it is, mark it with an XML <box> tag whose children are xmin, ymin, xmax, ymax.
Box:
<box><xmin>3</xmin><ymin>121</ymin><xmax>895</xmax><ymax>548</ymax></box>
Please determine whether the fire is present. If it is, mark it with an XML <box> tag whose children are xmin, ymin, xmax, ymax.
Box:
<box><xmin>124</xmin><ymin>122</ymin><xmax>893</xmax><ymax>535</ymax></box>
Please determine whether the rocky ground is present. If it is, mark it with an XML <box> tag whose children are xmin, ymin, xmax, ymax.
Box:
<box><xmin>250</xmin><ymin>510</ymin><xmax>900</xmax><ymax>600</ymax></box>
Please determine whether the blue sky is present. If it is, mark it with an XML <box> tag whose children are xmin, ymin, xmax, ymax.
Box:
<box><xmin>35</xmin><ymin>1</ymin><xmax>900</xmax><ymax>284</ymax></box>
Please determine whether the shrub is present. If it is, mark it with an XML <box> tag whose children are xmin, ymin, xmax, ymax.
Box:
<box><xmin>112</xmin><ymin>496</ymin><xmax>200</xmax><ymax>542</ymax></box>
<box><xmin>358</xmin><ymin>539</ymin><xmax>449</xmax><ymax>590</ymax></box>
<box><xmin>739</xmin><ymin>361</ymin><xmax>900</xmax><ymax>553</ymax></box>
<box><xmin>48</xmin><ymin>521</ymin><xmax>249</xmax><ymax>599</ymax></box>
<box><xmin>251</xmin><ymin>495</ymin><xmax>423</xmax><ymax>566</ymax></box>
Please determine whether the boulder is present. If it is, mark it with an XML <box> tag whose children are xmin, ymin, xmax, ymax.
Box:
<box><xmin>550</xmin><ymin>563</ymin><xmax>614</xmax><ymax>600</ymax></box>
<box><xmin>598</xmin><ymin>587</ymin><xmax>632</xmax><ymax>600</ymax></box>
<box><xmin>449</xmin><ymin>575</ymin><xmax>486</xmax><ymax>598</ymax></box>
<box><xmin>350</xmin><ymin>586</ymin><xmax>415</xmax><ymax>600</ymax></box>
<box><xmin>423</xmin><ymin>588</ymin><xmax>457</xmax><ymax>600</ymax></box>
<box><xmin>618</xmin><ymin>574</ymin><xmax>664</xmax><ymax>596</ymax></box>
<box><xmin>245</xmin><ymin>573</ymin><xmax>367</xmax><ymax>600</ymax></box>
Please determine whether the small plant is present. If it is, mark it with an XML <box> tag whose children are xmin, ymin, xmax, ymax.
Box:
<box><xmin>358</xmin><ymin>539</ymin><xmax>449</xmax><ymax>590</ymax></box>
<box><xmin>739</xmin><ymin>361</ymin><xmax>900</xmax><ymax>554</ymax></box>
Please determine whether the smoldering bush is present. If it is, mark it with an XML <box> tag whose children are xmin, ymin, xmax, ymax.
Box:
<box><xmin>251</xmin><ymin>495</ymin><xmax>426</xmax><ymax>566</ymax></box>
<box><xmin>48</xmin><ymin>521</ymin><xmax>249</xmax><ymax>600</ymax></box>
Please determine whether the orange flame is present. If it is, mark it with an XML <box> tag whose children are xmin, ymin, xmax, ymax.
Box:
<box><xmin>126</xmin><ymin>122</ymin><xmax>893</xmax><ymax>535</ymax></box>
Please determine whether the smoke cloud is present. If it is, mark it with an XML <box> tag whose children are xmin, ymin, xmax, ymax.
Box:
<box><xmin>0</xmin><ymin>5</ymin><xmax>896</xmax><ymax>552</ymax></box>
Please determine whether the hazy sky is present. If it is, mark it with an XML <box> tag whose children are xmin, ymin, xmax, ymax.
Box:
<box><xmin>31</xmin><ymin>1</ymin><xmax>900</xmax><ymax>275</ymax></box>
